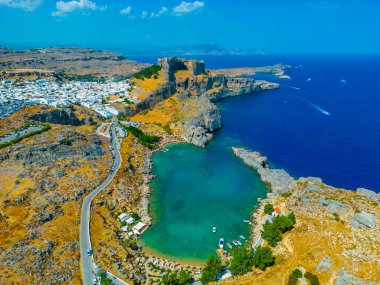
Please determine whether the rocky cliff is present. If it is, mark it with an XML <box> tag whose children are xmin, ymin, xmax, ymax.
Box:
<box><xmin>126</xmin><ymin>57</ymin><xmax>279</xmax><ymax>147</ymax></box>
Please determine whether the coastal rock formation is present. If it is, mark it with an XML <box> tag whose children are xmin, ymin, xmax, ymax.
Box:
<box><xmin>158</xmin><ymin>57</ymin><xmax>206</xmax><ymax>81</ymax></box>
<box><xmin>30</xmin><ymin>105</ymin><xmax>99</xmax><ymax>126</ymax></box>
<box><xmin>231</xmin><ymin>147</ymin><xmax>294</xmax><ymax>194</ymax></box>
<box><xmin>356</xmin><ymin>188</ymin><xmax>379</xmax><ymax>201</ymax></box>
<box><xmin>227</xmin><ymin>145</ymin><xmax>380</xmax><ymax>285</ymax></box>
<box><xmin>351</xmin><ymin>212</ymin><xmax>376</xmax><ymax>229</ymax></box>
<box><xmin>316</xmin><ymin>256</ymin><xmax>333</xmax><ymax>271</ymax></box>
<box><xmin>125</xmin><ymin>57</ymin><xmax>279</xmax><ymax>147</ymax></box>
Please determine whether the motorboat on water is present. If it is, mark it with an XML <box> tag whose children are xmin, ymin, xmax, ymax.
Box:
<box><xmin>239</xmin><ymin>235</ymin><xmax>246</xmax><ymax>240</ymax></box>
<box><xmin>233</xmin><ymin>240</ymin><xmax>238</xmax><ymax>246</ymax></box>
<box><xmin>243</xmin><ymin>219</ymin><xmax>250</xmax><ymax>223</ymax></box>
<box><xmin>219</xmin><ymin>238</ymin><xmax>224</xmax><ymax>249</ymax></box>
<box><xmin>212</xmin><ymin>227</ymin><xmax>216</xmax><ymax>233</ymax></box>
<box><xmin>227</xmin><ymin>243</ymin><xmax>233</xmax><ymax>249</ymax></box>
<box><xmin>237</xmin><ymin>241</ymin><xmax>242</xmax><ymax>246</ymax></box>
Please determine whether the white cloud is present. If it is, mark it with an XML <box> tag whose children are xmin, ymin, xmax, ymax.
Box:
<box><xmin>120</xmin><ymin>6</ymin><xmax>131</xmax><ymax>15</ymax></box>
<box><xmin>155</xmin><ymin>6</ymin><xmax>167</xmax><ymax>17</ymax></box>
<box><xmin>52</xmin><ymin>0</ymin><xmax>105</xmax><ymax>17</ymax></box>
<box><xmin>140</xmin><ymin>6</ymin><xmax>168</xmax><ymax>19</ymax></box>
<box><xmin>0</xmin><ymin>0</ymin><xmax>42</xmax><ymax>11</ymax></box>
<box><xmin>173</xmin><ymin>1</ymin><xmax>204</xmax><ymax>15</ymax></box>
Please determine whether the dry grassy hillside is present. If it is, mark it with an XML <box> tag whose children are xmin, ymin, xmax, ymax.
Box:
<box><xmin>0</xmin><ymin>105</ymin><xmax>112</xmax><ymax>284</ymax></box>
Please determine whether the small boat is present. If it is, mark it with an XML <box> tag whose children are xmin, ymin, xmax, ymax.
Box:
<box><xmin>227</xmin><ymin>243</ymin><xmax>233</xmax><ymax>249</ymax></box>
<box><xmin>233</xmin><ymin>240</ymin><xmax>238</xmax><ymax>246</ymax></box>
<box><xmin>237</xmin><ymin>241</ymin><xmax>242</xmax><ymax>246</ymax></box>
<box><xmin>219</xmin><ymin>238</ymin><xmax>224</xmax><ymax>249</ymax></box>
<box><xmin>239</xmin><ymin>235</ymin><xmax>246</xmax><ymax>240</ymax></box>
<box><xmin>212</xmin><ymin>227</ymin><xmax>216</xmax><ymax>233</ymax></box>
<box><xmin>306</xmin><ymin>78</ymin><xmax>311</xmax><ymax>82</ymax></box>
<box><xmin>243</xmin><ymin>219</ymin><xmax>250</xmax><ymax>223</ymax></box>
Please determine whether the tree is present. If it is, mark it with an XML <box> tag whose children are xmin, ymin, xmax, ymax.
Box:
<box><xmin>288</xmin><ymin>212</ymin><xmax>296</xmax><ymax>225</ymax></box>
<box><xmin>273</xmin><ymin>215</ymin><xmax>294</xmax><ymax>233</ymax></box>
<box><xmin>262</xmin><ymin>221</ymin><xmax>282</xmax><ymax>247</ymax></box>
<box><xmin>229</xmin><ymin>247</ymin><xmax>255</xmax><ymax>276</ymax></box>
<box><xmin>178</xmin><ymin>270</ymin><xmax>192</xmax><ymax>285</ymax></box>
<box><xmin>252</xmin><ymin>246</ymin><xmax>275</xmax><ymax>270</ymax></box>
<box><xmin>200</xmin><ymin>254</ymin><xmax>222</xmax><ymax>284</ymax></box>
<box><xmin>264</xmin><ymin>203</ymin><xmax>274</xmax><ymax>215</ymax></box>
<box><xmin>162</xmin><ymin>270</ymin><xmax>192</xmax><ymax>285</ymax></box>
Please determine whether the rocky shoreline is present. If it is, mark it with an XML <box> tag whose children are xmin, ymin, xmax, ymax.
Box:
<box><xmin>230</xmin><ymin>146</ymin><xmax>379</xmax><ymax>284</ymax></box>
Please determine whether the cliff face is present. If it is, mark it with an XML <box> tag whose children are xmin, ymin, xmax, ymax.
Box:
<box><xmin>127</xmin><ymin>57</ymin><xmax>279</xmax><ymax>147</ymax></box>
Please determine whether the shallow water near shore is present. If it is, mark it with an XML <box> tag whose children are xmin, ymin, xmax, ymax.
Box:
<box><xmin>140</xmin><ymin>54</ymin><xmax>380</xmax><ymax>262</ymax></box>
<box><xmin>140</xmin><ymin>139</ymin><xmax>268</xmax><ymax>262</ymax></box>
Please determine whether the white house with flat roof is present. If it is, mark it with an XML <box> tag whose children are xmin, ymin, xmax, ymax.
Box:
<box><xmin>118</xmin><ymin>213</ymin><xmax>130</xmax><ymax>222</ymax></box>
<box><xmin>126</xmin><ymin>217</ymin><xmax>135</xmax><ymax>225</ymax></box>
<box><xmin>132</xmin><ymin>222</ymin><xmax>147</xmax><ymax>235</ymax></box>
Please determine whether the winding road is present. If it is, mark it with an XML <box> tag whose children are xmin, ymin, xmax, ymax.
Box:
<box><xmin>80</xmin><ymin>119</ymin><xmax>129</xmax><ymax>285</ymax></box>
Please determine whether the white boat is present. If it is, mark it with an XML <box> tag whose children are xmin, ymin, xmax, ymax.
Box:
<box><xmin>219</xmin><ymin>238</ymin><xmax>224</xmax><ymax>249</ymax></box>
<box><xmin>212</xmin><ymin>227</ymin><xmax>216</xmax><ymax>233</ymax></box>
<box><xmin>243</xmin><ymin>219</ymin><xmax>250</xmax><ymax>223</ymax></box>
<box><xmin>237</xmin><ymin>241</ymin><xmax>242</xmax><ymax>246</ymax></box>
<box><xmin>233</xmin><ymin>240</ymin><xmax>238</xmax><ymax>246</ymax></box>
<box><xmin>239</xmin><ymin>235</ymin><xmax>246</xmax><ymax>240</ymax></box>
<box><xmin>306</xmin><ymin>78</ymin><xmax>311</xmax><ymax>82</ymax></box>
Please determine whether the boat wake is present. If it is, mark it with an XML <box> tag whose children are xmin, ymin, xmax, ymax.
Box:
<box><xmin>340</xmin><ymin>79</ymin><xmax>347</xmax><ymax>85</ymax></box>
<box><xmin>302</xmin><ymin>98</ymin><xmax>331</xmax><ymax>116</ymax></box>
<box><xmin>285</xmin><ymin>85</ymin><xmax>301</xmax><ymax>90</ymax></box>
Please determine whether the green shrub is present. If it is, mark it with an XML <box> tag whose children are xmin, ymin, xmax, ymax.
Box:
<box><xmin>200</xmin><ymin>254</ymin><xmax>222</xmax><ymax>284</ymax></box>
<box><xmin>304</xmin><ymin>272</ymin><xmax>320</xmax><ymax>285</ymax></box>
<box><xmin>229</xmin><ymin>247</ymin><xmax>255</xmax><ymax>276</ymax></box>
<box><xmin>281</xmin><ymin>192</ymin><xmax>292</xmax><ymax>198</ymax></box>
<box><xmin>123</xmin><ymin>125</ymin><xmax>160</xmax><ymax>149</ymax></box>
<box><xmin>162</xmin><ymin>270</ymin><xmax>192</xmax><ymax>285</ymax></box>
<box><xmin>292</xmin><ymin>269</ymin><xmax>303</xmax><ymax>278</ymax></box>
<box><xmin>133</xmin><ymin>64</ymin><xmax>162</xmax><ymax>80</ymax></box>
<box><xmin>264</xmin><ymin>203</ymin><xmax>274</xmax><ymax>215</ymax></box>
<box><xmin>262</xmin><ymin>221</ymin><xmax>282</xmax><ymax>247</ymax></box>
<box><xmin>252</xmin><ymin>246</ymin><xmax>275</xmax><ymax>270</ymax></box>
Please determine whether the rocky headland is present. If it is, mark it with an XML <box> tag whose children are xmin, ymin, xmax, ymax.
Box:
<box><xmin>229</xmin><ymin>147</ymin><xmax>380</xmax><ymax>284</ymax></box>
<box><xmin>124</xmin><ymin>57</ymin><xmax>279</xmax><ymax>147</ymax></box>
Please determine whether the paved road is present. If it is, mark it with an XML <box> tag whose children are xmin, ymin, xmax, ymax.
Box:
<box><xmin>80</xmin><ymin>120</ymin><xmax>128</xmax><ymax>285</ymax></box>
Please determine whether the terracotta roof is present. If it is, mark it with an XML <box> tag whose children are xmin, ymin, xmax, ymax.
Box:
<box><xmin>274</xmin><ymin>208</ymin><xmax>280</xmax><ymax>213</ymax></box>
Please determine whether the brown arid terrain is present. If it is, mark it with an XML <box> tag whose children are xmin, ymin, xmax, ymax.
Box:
<box><xmin>223</xmin><ymin>148</ymin><xmax>380</xmax><ymax>285</ymax></box>
<box><xmin>0</xmin><ymin>46</ymin><xmax>147</xmax><ymax>81</ymax></box>
<box><xmin>0</xmin><ymin>104</ymin><xmax>112</xmax><ymax>284</ymax></box>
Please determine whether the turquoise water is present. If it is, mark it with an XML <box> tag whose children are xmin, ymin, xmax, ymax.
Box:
<box><xmin>140</xmin><ymin>54</ymin><xmax>380</xmax><ymax>263</ymax></box>
<box><xmin>140</xmin><ymin>137</ymin><xmax>268</xmax><ymax>262</ymax></box>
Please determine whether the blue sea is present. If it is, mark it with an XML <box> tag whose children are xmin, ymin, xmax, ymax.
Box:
<box><xmin>130</xmin><ymin>54</ymin><xmax>380</xmax><ymax>192</ymax></box>
<box><xmin>134</xmin><ymin>54</ymin><xmax>380</xmax><ymax>262</ymax></box>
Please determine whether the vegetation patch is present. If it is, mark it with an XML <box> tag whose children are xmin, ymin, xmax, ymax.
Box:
<box><xmin>229</xmin><ymin>245</ymin><xmax>275</xmax><ymax>275</ymax></box>
<box><xmin>162</xmin><ymin>270</ymin><xmax>192</xmax><ymax>285</ymax></box>
<box><xmin>133</xmin><ymin>64</ymin><xmax>162</xmax><ymax>80</ymax></box>
<box><xmin>122</xmin><ymin>125</ymin><xmax>160</xmax><ymax>149</ymax></box>
<box><xmin>304</xmin><ymin>272</ymin><xmax>320</xmax><ymax>285</ymax></box>
<box><xmin>287</xmin><ymin>268</ymin><xmax>303</xmax><ymax>285</ymax></box>
<box><xmin>0</xmin><ymin>123</ymin><xmax>51</xmax><ymax>149</ymax></box>
<box><xmin>200</xmin><ymin>255</ymin><xmax>222</xmax><ymax>285</ymax></box>
<box><xmin>53</xmin><ymin>71</ymin><xmax>106</xmax><ymax>83</ymax></box>
<box><xmin>262</xmin><ymin>212</ymin><xmax>296</xmax><ymax>247</ymax></box>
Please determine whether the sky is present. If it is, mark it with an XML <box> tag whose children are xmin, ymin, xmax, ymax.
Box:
<box><xmin>0</xmin><ymin>0</ymin><xmax>380</xmax><ymax>54</ymax></box>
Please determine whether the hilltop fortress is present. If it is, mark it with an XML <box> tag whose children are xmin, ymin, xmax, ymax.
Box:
<box><xmin>124</xmin><ymin>57</ymin><xmax>279</xmax><ymax>146</ymax></box>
